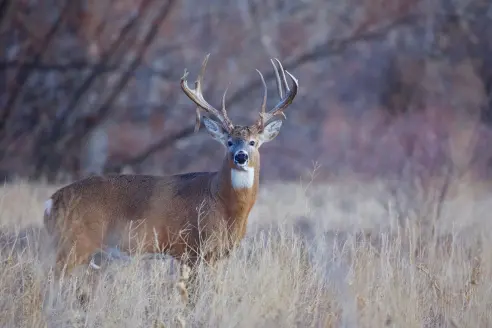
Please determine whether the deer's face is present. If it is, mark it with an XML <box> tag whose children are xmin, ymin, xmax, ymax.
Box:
<box><xmin>180</xmin><ymin>54</ymin><xmax>297</xmax><ymax>178</ymax></box>
<box><xmin>202</xmin><ymin>117</ymin><xmax>283</xmax><ymax>170</ymax></box>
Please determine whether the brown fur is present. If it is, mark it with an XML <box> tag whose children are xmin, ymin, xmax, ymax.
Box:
<box><xmin>44</xmin><ymin>125</ymin><xmax>262</xmax><ymax>277</ymax></box>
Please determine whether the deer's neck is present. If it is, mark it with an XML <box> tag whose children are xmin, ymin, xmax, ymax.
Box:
<box><xmin>212</xmin><ymin>155</ymin><xmax>260</xmax><ymax>227</ymax></box>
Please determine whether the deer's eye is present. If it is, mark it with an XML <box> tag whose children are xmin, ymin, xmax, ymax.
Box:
<box><xmin>249</xmin><ymin>141</ymin><xmax>255</xmax><ymax>146</ymax></box>
<box><xmin>227</xmin><ymin>141</ymin><xmax>233</xmax><ymax>147</ymax></box>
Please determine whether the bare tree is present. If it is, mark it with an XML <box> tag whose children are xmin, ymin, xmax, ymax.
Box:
<box><xmin>1</xmin><ymin>0</ymin><xmax>492</xmax><ymax>184</ymax></box>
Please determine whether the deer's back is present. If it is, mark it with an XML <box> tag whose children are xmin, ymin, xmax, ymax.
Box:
<box><xmin>45</xmin><ymin>173</ymin><xmax>219</xmax><ymax>254</ymax></box>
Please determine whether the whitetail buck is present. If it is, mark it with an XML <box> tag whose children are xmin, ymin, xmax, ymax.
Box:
<box><xmin>43</xmin><ymin>54</ymin><xmax>298</xmax><ymax>278</ymax></box>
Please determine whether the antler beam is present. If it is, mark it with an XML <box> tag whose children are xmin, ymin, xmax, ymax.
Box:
<box><xmin>180</xmin><ymin>54</ymin><xmax>234</xmax><ymax>133</ymax></box>
<box><xmin>255</xmin><ymin>58</ymin><xmax>299</xmax><ymax>131</ymax></box>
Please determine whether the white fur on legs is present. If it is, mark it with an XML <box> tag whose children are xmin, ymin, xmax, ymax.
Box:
<box><xmin>89</xmin><ymin>247</ymin><xmax>132</xmax><ymax>270</ymax></box>
<box><xmin>44</xmin><ymin>199</ymin><xmax>53</xmax><ymax>216</ymax></box>
<box><xmin>89</xmin><ymin>259</ymin><xmax>101</xmax><ymax>270</ymax></box>
<box><xmin>231</xmin><ymin>167</ymin><xmax>255</xmax><ymax>189</ymax></box>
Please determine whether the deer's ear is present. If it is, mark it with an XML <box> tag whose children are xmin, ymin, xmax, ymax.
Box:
<box><xmin>203</xmin><ymin>116</ymin><xmax>228</xmax><ymax>145</ymax></box>
<box><xmin>258</xmin><ymin>120</ymin><xmax>283</xmax><ymax>147</ymax></box>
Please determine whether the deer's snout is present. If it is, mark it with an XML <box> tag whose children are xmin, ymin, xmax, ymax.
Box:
<box><xmin>234</xmin><ymin>150</ymin><xmax>249</xmax><ymax>166</ymax></box>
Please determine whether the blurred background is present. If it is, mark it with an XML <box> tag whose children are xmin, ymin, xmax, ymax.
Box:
<box><xmin>1</xmin><ymin>0</ymin><xmax>492</xmax><ymax>186</ymax></box>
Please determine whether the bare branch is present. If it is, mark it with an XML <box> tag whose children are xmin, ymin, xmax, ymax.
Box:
<box><xmin>0</xmin><ymin>0</ymin><xmax>71</xmax><ymax>139</ymax></box>
<box><xmin>49</xmin><ymin>0</ymin><xmax>156</xmax><ymax>137</ymax></box>
<box><xmin>105</xmin><ymin>125</ymin><xmax>196</xmax><ymax>172</ymax></box>
<box><xmin>59</xmin><ymin>0</ymin><xmax>177</xmax><ymax>150</ymax></box>
<box><xmin>29</xmin><ymin>0</ymin><xmax>177</xmax><ymax>179</ymax></box>
<box><xmin>0</xmin><ymin>0</ymin><xmax>13</xmax><ymax>31</ymax></box>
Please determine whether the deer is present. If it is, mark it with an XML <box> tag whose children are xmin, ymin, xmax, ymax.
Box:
<box><xmin>43</xmin><ymin>54</ymin><xmax>299</xmax><ymax>282</ymax></box>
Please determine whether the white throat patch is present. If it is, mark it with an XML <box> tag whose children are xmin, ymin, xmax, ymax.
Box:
<box><xmin>231</xmin><ymin>167</ymin><xmax>255</xmax><ymax>189</ymax></box>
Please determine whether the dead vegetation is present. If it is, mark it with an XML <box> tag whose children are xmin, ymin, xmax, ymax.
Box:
<box><xmin>0</xmin><ymin>173</ymin><xmax>490</xmax><ymax>327</ymax></box>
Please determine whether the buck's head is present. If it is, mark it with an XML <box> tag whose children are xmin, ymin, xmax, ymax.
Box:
<box><xmin>180</xmin><ymin>55</ymin><xmax>298</xmax><ymax>171</ymax></box>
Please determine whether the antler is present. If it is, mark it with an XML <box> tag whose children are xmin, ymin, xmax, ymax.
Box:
<box><xmin>180</xmin><ymin>54</ymin><xmax>234</xmax><ymax>133</ymax></box>
<box><xmin>255</xmin><ymin>58</ymin><xmax>299</xmax><ymax>131</ymax></box>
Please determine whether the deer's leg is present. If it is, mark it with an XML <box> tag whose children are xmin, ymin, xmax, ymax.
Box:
<box><xmin>54</xmin><ymin>233</ymin><xmax>100</xmax><ymax>277</ymax></box>
<box><xmin>51</xmin><ymin>225</ymin><xmax>105</xmax><ymax>307</ymax></box>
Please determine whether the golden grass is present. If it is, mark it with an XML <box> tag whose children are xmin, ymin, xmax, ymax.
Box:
<box><xmin>0</xmin><ymin>175</ymin><xmax>491</xmax><ymax>327</ymax></box>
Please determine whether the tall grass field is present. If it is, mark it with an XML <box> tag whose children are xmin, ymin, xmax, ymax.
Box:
<box><xmin>0</xmin><ymin>174</ymin><xmax>490</xmax><ymax>327</ymax></box>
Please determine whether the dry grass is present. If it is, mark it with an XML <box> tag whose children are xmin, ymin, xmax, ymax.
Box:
<box><xmin>0</xmin><ymin>175</ymin><xmax>491</xmax><ymax>327</ymax></box>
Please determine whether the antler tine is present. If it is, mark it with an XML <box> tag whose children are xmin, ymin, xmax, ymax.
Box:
<box><xmin>256</xmin><ymin>69</ymin><xmax>268</xmax><ymax>129</ymax></box>
<box><xmin>254</xmin><ymin>58</ymin><xmax>298</xmax><ymax>130</ymax></box>
<box><xmin>180</xmin><ymin>54</ymin><xmax>234</xmax><ymax>132</ymax></box>
<box><xmin>271</xmin><ymin>58</ymin><xmax>284</xmax><ymax>99</ymax></box>
<box><xmin>195</xmin><ymin>53</ymin><xmax>208</xmax><ymax>94</ymax></box>
<box><xmin>194</xmin><ymin>107</ymin><xmax>201</xmax><ymax>133</ymax></box>
<box><xmin>221</xmin><ymin>82</ymin><xmax>230</xmax><ymax>118</ymax></box>
<box><xmin>220</xmin><ymin>82</ymin><xmax>234</xmax><ymax>130</ymax></box>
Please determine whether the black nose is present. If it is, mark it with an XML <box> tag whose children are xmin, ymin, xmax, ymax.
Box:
<box><xmin>234</xmin><ymin>151</ymin><xmax>248</xmax><ymax>165</ymax></box>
